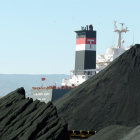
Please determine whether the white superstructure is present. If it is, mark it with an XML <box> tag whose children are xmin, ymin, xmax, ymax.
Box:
<box><xmin>61</xmin><ymin>69</ymin><xmax>102</xmax><ymax>87</ymax></box>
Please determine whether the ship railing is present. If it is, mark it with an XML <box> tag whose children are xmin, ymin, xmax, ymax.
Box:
<box><xmin>32</xmin><ymin>86</ymin><xmax>77</xmax><ymax>90</ymax></box>
<box><xmin>32</xmin><ymin>86</ymin><xmax>56</xmax><ymax>90</ymax></box>
<box><xmin>68</xmin><ymin>130</ymin><xmax>97</xmax><ymax>140</ymax></box>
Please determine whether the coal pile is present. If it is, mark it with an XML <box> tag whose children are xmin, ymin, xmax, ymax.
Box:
<box><xmin>0</xmin><ymin>87</ymin><xmax>69</xmax><ymax>140</ymax></box>
<box><xmin>88</xmin><ymin>125</ymin><xmax>140</xmax><ymax>140</ymax></box>
<box><xmin>87</xmin><ymin>125</ymin><xmax>133</xmax><ymax>140</ymax></box>
<box><xmin>53</xmin><ymin>44</ymin><xmax>140</xmax><ymax>134</ymax></box>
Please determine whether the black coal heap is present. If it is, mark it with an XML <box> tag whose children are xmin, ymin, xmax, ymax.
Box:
<box><xmin>87</xmin><ymin>125</ymin><xmax>133</xmax><ymax>140</ymax></box>
<box><xmin>53</xmin><ymin>44</ymin><xmax>140</xmax><ymax>132</ymax></box>
<box><xmin>0</xmin><ymin>87</ymin><xmax>69</xmax><ymax>140</ymax></box>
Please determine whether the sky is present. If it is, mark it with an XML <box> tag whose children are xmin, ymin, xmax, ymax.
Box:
<box><xmin>0</xmin><ymin>0</ymin><xmax>138</xmax><ymax>75</ymax></box>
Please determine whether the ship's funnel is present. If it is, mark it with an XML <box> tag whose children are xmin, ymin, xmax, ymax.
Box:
<box><xmin>74</xmin><ymin>25</ymin><xmax>96</xmax><ymax>75</ymax></box>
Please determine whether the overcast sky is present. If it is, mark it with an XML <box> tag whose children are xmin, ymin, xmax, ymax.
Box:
<box><xmin>0</xmin><ymin>0</ymin><xmax>138</xmax><ymax>74</ymax></box>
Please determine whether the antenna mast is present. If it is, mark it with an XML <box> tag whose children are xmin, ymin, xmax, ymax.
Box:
<box><xmin>113</xmin><ymin>21</ymin><xmax>129</xmax><ymax>48</ymax></box>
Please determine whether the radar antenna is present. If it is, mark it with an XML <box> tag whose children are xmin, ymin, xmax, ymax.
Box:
<box><xmin>120</xmin><ymin>23</ymin><xmax>125</xmax><ymax>30</ymax></box>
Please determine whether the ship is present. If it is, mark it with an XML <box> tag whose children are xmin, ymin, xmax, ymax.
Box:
<box><xmin>31</xmin><ymin>21</ymin><xmax>130</xmax><ymax>103</ymax></box>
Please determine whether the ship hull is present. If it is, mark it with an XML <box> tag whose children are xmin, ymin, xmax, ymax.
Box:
<box><xmin>31</xmin><ymin>89</ymin><xmax>71</xmax><ymax>103</ymax></box>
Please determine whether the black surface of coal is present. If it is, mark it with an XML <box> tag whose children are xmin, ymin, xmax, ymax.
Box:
<box><xmin>0</xmin><ymin>87</ymin><xmax>69</xmax><ymax>140</ymax></box>
<box><xmin>87</xmin><ymin>125</ymin><xmax>140</xmax><ymax>140</ymax></box>
<box><xmin>53</xmin><ymin>44</ymin><xmax>140</xmax><ymax>132</ymax></box>
<box><xmin>87</xmin><ymin>125</ymin><xmax>133</xmax><ymax>140</ymax></box>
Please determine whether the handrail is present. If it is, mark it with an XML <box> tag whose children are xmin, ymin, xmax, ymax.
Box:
<box><xmin>68</xmin><ymin>130</ymin><xmax>97</xmax><ymax>140</ymax></box>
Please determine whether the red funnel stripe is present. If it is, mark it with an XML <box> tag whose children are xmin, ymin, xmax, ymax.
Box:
<box><xmin>76</xmin><ymin>38</ymin><xmax>96</xmax><ymax>45</ymax></box>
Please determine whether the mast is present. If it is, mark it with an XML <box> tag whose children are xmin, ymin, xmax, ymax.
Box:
<box><xmin>113</xmin><ymin>21</ymin><xmax>129</xmax><ymax>48</ymax></box>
